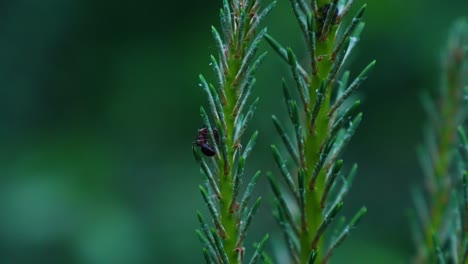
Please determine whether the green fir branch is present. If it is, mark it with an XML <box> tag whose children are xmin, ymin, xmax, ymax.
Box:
<box><xmin>413</xmin><ymin>19</ymin><xmax>468</xmax><ymax>263</ymax></box>
<box><xmin>265</xmin><ymin>0</ymin><xmax>374</xmax><ymax>262</ymax></box>
<box><xmin>193</xmin><ymin>0</ymin><xmax>274</xmax><ymax>262</ymax></box>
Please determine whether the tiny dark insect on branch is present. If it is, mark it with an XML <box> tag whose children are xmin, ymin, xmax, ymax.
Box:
<box><xmin>193</xmin><ymin>127</ymin><xmax>220</xmax><ymax>157</ymax></box>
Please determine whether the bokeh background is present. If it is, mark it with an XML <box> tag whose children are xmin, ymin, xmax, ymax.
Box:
<box><xmin>0</xmin><ymin>0</ymin><xmax>466</xmax><ymax>263</ymax></box>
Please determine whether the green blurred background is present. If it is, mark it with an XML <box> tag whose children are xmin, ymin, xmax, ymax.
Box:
<box><xmin>0</xmin><ymin>0</ymin><xmax>466</xmax><ymax>263</ymax></box>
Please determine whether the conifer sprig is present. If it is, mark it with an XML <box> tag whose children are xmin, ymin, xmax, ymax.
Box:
<box><xmin>413</xmin><ymin>19</ymin><xmax>467</xmax><ymax>263</ymax></box>
<box><xmin>265</xmin><ymin>0</ymin><xmax>374</xmax><ymax>262</ymax></box>
<box><xmin>193</xmin><ymin>0</ymin><xmax>275</xmax><ymax>263</ymax></box>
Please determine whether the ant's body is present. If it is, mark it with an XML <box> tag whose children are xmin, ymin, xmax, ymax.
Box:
<box><xmin>194</xmin><ymin>127</ymin><xmax>219</xmax><ymax>157</ymax></box>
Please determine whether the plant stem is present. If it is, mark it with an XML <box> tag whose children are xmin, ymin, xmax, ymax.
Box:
<box><xmin>302</xmin><ymin>27</ymin><xmax>336</xmax><ymax>263</ymax></box>
<box><xmin>220</xmin><ymin>53</ymin><xmax>242</xmax><ymax>264</ymax></box>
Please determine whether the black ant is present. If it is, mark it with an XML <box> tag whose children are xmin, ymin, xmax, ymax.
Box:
<box><xmin>193</xmin><ymin>127</ymin><xmax>219</xmax><ymax>157</ymax></box>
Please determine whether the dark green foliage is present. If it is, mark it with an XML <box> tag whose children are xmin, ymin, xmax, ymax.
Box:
<box><xmin>307</xmin><ymin>251</ymin><xmax>317</xmax><ymax>264</ymax></box>
<box><xmin>311</xmin><ymin>201</ymin><xmax>343</xmax><ymax>250</ymax></box>
<box><xmin>322</xmin><ymin>207</ymin><xmax>367</xmax><ymax>263</ymax></box>
<box><xmin>249</xmin><ymin>234</ymin><xmax>270</xmax><ymax>264</ymax></box>
<box><xmin>412</xmin><ymin>19</ymin><xmax>468</xmax><ymax>263</ymax></box>
<box><xmin>433</xmin><ymin>234</ymin><xmax>446</xmax><ymax>264</ymax></box>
